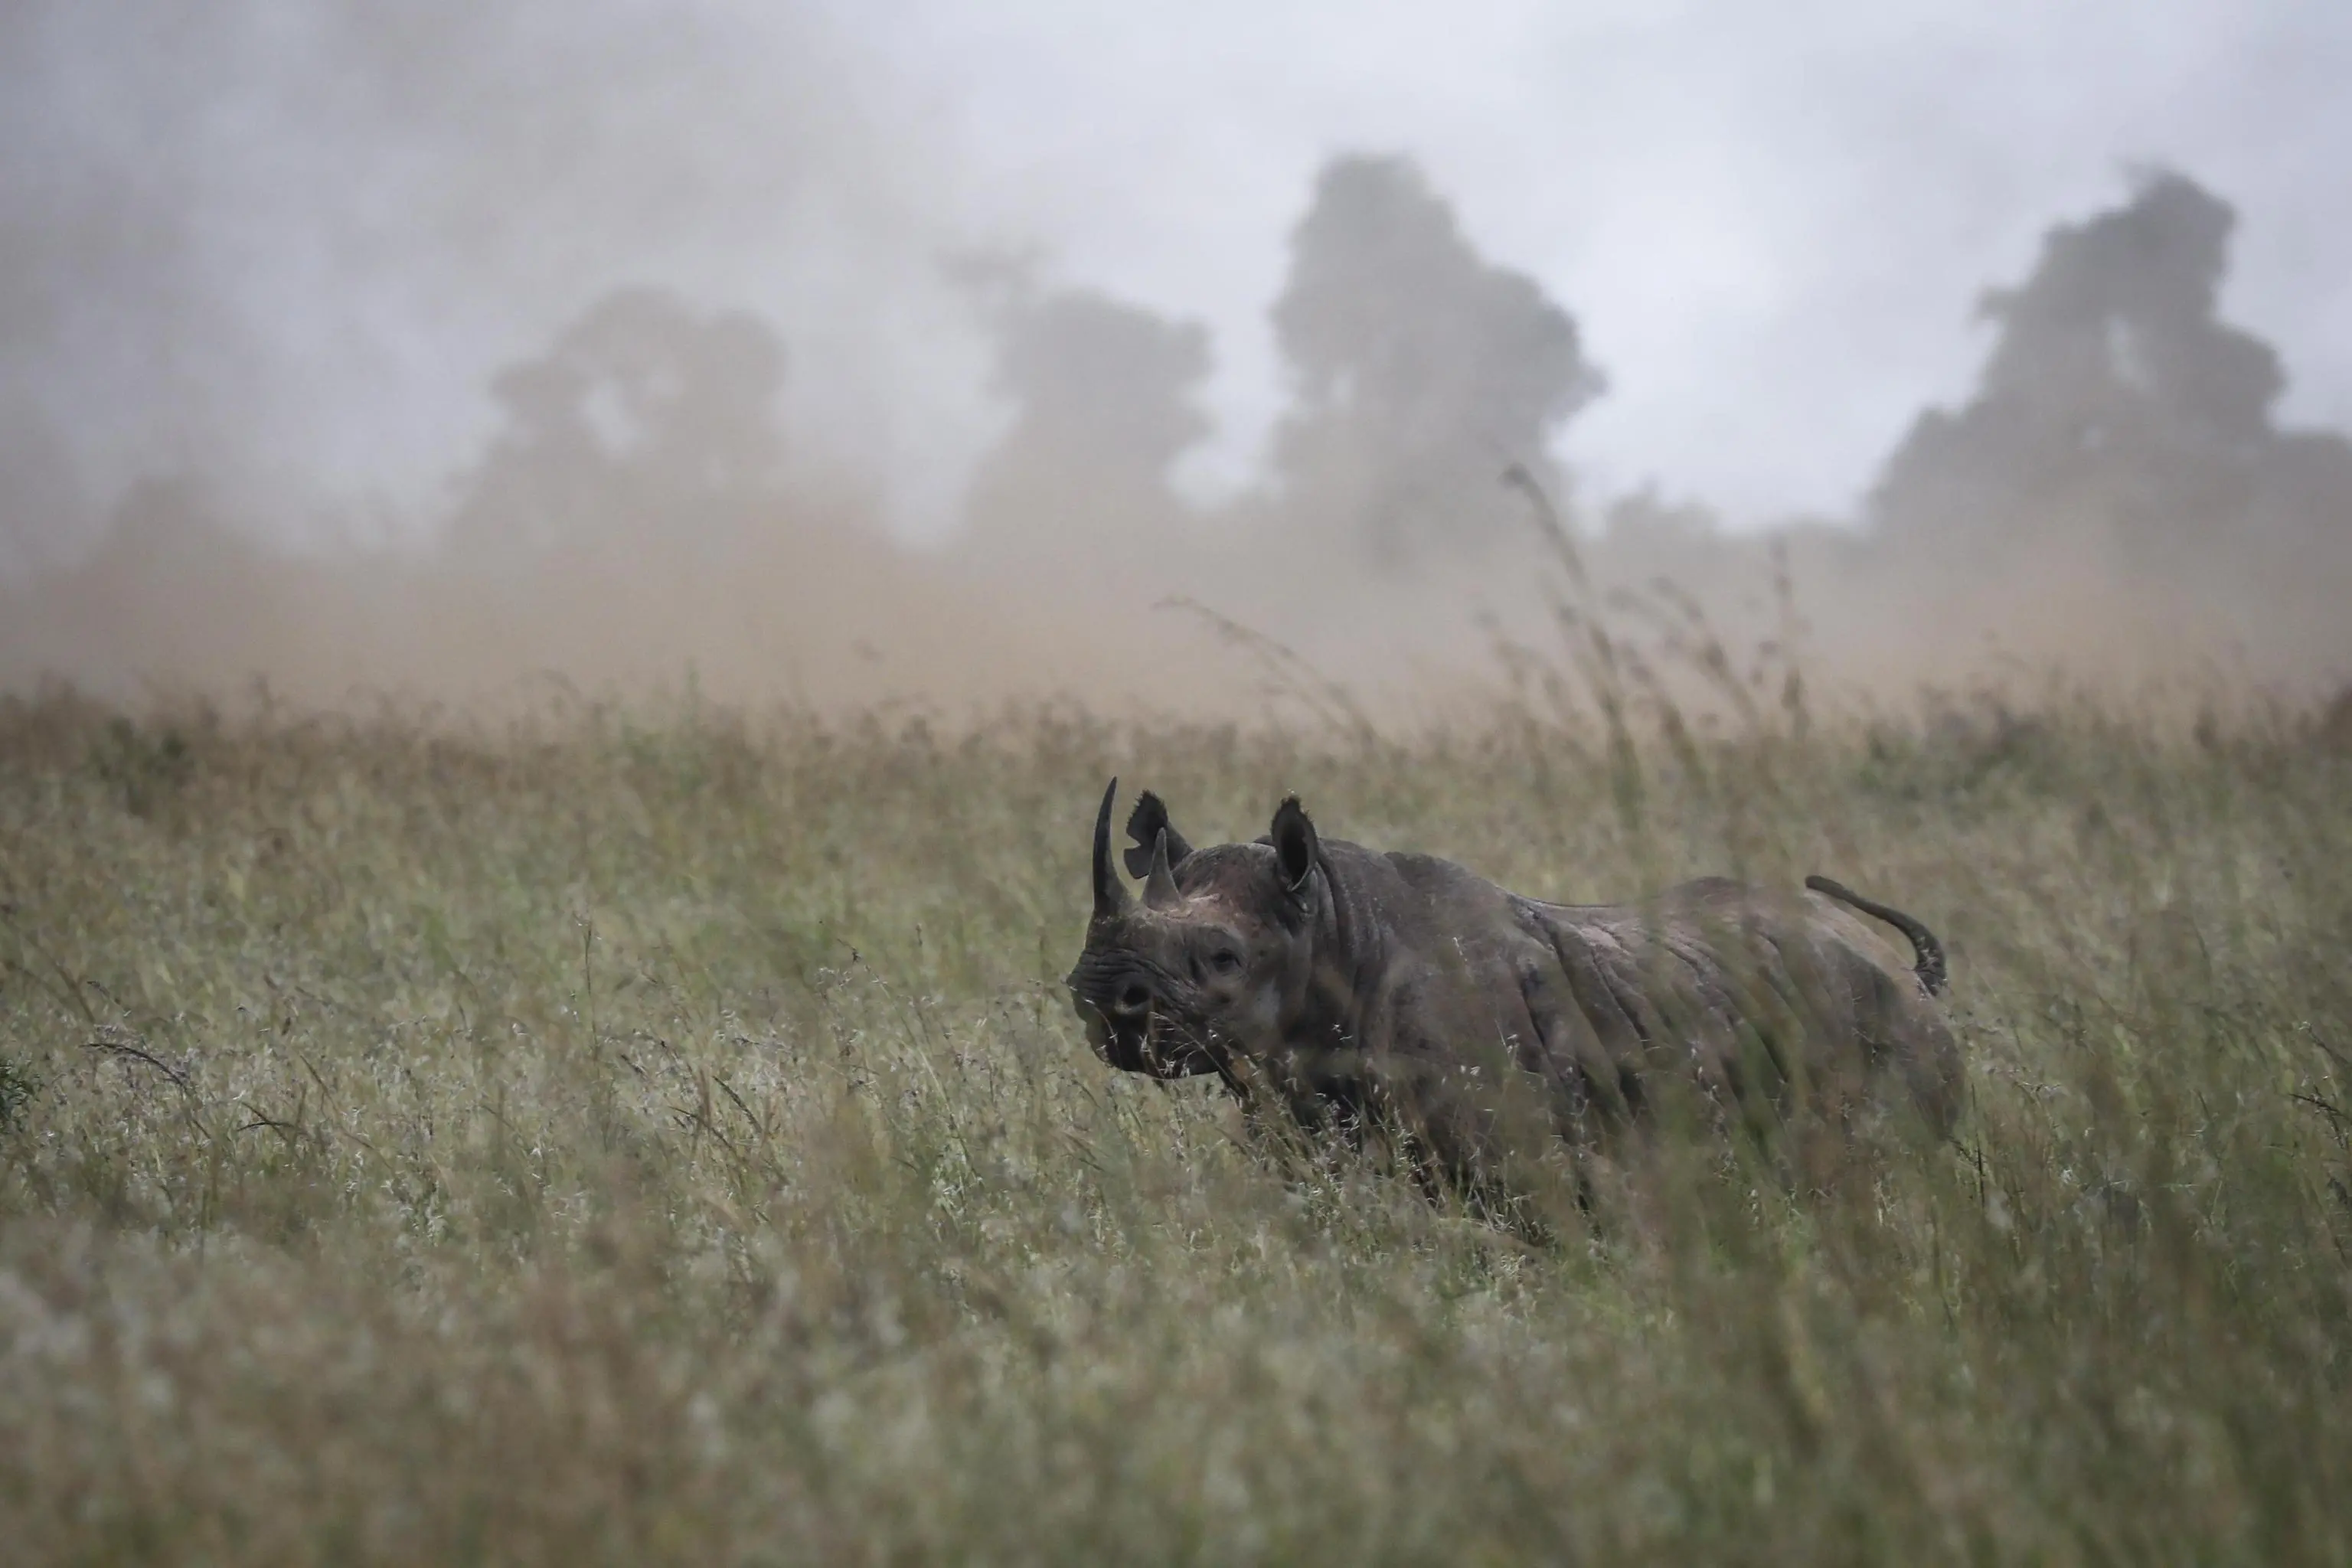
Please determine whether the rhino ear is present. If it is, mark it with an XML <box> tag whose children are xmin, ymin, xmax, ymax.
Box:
<box><xmin>1270</xmin><ymin>795</ymin><xmax>1318</xmax><ymax>897</ymax></box>
<box><xmin>1122</xmin><ymin>791</ymin><xmax>1195</xmax><ymax>879</ymax></box>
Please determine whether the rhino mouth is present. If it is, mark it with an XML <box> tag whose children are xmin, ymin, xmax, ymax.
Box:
<box><xmin>1065</xmin><ymin>957</ymin><xmax>1227</xmax><ymax>1083</ymax></box>
<box><xmin>1073</xmin><ymin>995</ymin><xmax>1220</xmax><ymax>1081</ymax></box>
<box><xmin>1063</xmin><ymin>939</ymin><xmax>1256</xmax><ymax>1093</ymax></box>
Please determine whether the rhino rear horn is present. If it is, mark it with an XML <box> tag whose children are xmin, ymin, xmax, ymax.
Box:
<box><xmin>1142</xmin><ymin>829</ymin><xmax>1181</xmax><ymax>909</ymax></box>
<box><xmin>1122</xmin><ymin>791</ymin><xmax>1194</xmax><ymax>878</ymax></box>
<box><xmin>1092</xmin><ymin>778</ymin><xmax>1129</xmax><ymax>921</ymax></box>
<box><xmin>1271</xmin><ymin>795</ymin><xmax>1319</xmax><ymax>897</ymax></box>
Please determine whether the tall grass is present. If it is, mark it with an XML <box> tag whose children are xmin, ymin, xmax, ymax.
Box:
<box><xmin>1</xmin><ymin>677</ymin><xmax>2348</xmax><ymax>1563</ymax></box>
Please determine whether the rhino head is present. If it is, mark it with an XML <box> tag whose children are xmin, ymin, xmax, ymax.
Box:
<box><xmin>1064</xmin><ymin>779</ymin><xmax>1323</xmax><ymax>1087</ymax></box>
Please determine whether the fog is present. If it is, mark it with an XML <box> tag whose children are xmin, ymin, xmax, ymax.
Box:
<box><xmin>3</xmin><ymin>2</ymin><xmax>2349</xmax><ymax>718</ymax></box>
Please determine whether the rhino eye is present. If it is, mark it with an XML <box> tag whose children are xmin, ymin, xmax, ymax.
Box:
<box><xmin>1207</xmin><ymin>949</ymin><xmax>1244</xmax><ymax>977</ymax></box>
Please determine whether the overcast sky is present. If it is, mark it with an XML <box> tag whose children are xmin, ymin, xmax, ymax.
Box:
<box><xmin>6</xmin><ymin>0</ymin><xmax>2350</xmax><ymax>543</ymax></box>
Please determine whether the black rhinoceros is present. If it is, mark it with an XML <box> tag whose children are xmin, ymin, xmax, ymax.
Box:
<box><xmin>1066</xmin><ymin>780</ymin><xmax>1959</xmax><ymax>1178</ymax></box>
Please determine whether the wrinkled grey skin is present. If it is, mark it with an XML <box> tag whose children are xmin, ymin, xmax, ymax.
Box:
<box><xmin>1066</xmin><ymin>779</ymin><xmax>1961</xmax><ymax>1177</ymax></box>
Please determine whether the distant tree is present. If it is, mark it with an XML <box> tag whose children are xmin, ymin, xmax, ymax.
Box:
<box><xmin>449</xmin><ymin>286</ymin><xmax>789</xmax><ymax>564</ymax></box>
<box><xmin>1268</xmin><ymin>154</ymin><xmax>1605</xmax><ymax>564</ymax></box>
<box><xmin>959</xmin><ymin>266</ymin><xmax>1213</xmax><ymax>568</ymax></box>
<box><xmin>1870</xmin><ymin>171</ymin><xmax>2352</xmax><ymax>567</ymax></box>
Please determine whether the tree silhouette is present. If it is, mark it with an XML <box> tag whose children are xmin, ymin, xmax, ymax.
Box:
<box><xmin>1268</xmin><ymin>154</ymin><xmax>1604</xmax><ymax>564</ymax></box>
<box><xmin>449</xmin><ymin>286</ymin><xmax>789</xmax><ymax>564</ymax></box>
<box><xmin>1870</xmin><ymin>171</ymin><xmax>2352</xmax><ymax>567</ymax></box>
<box><xmin>960</xmin><ymin>276</ymin><xmax>1213</xmax><ymax>567</ymax></box>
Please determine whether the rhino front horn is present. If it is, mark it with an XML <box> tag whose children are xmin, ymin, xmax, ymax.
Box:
<box><xmin>1143</xmin><ymin>828</ymin><xmax>1181</xmax><ymax>910</ymax></box>
<box><xmin>1092</xmin><ymin>778</ymin><xmax>1129</xmax><ymax>921</ymax></box>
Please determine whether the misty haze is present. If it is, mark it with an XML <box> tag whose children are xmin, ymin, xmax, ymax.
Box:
<box><xmin>6</xmin><ymin>8</ymin><xmax>2352</xmax><ymax>1563</ymax></box>
<box><xmin>3</xmin><ymin>2</ymin><xmax>2348</xmax><ymax>713</ymax></box>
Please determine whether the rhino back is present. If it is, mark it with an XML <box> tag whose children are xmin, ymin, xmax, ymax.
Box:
<box><xmin>1298</xmin><ymin>848</ymin><xmax>1959</xmax><ymax>1145</ymax></box>
<box><xmin>1522</xmin><ymin>880</ymin><xmax>1961</xmax><ymax>1135</ymax></box>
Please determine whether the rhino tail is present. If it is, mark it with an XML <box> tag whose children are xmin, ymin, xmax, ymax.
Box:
<box><xmin>1805</xmin><ymin>875</ymin><xmax>1947</xmax><ymax>997</ymax></box>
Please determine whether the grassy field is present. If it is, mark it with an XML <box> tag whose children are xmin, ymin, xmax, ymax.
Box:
<box><xmin>1</xmin><ymin>678</ymin><xmax>2349</xmax><ymax>1563</ymax></box>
